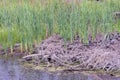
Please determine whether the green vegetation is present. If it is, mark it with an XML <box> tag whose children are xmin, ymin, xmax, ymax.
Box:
<box><xmin>0</xmin><ymin>0</ymin><xmax>120</xmax><ymax>51</ymax></box>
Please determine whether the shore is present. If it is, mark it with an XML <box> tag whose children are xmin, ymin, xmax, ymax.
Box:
<box><xmin>19</xmin><ymin>32</ymin><xmax>120</xmax><ymax>73</ymax></box>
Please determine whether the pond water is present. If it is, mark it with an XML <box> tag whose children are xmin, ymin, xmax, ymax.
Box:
<box><xmin>0</xmin><ymin>56</ymin><xmax>120</xmax><ymax>80</ymax></box>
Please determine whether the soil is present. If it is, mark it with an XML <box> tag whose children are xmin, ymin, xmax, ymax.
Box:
<box><xmin>0</xmin><ymin>43</ymin><xmax>28</xmax><ymax>57</ymax></box>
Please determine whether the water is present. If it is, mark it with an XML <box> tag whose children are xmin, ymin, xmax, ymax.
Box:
<box><xmin>0</xmin><ymin>56</ymin><xmax>120</xmax><ymax>80</ymax></box>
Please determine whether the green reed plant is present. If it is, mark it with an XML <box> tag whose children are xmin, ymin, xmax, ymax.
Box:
<box><xmin>0</xmin><ymin>0</ymin><xmax>120</xmax><ymax>52</ymax></box>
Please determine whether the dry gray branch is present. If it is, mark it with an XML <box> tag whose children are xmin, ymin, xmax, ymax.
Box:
<box><xmin>22</xmin><ymin>33</ymin><xmax>120</xmax><ymax>72</ymax></box>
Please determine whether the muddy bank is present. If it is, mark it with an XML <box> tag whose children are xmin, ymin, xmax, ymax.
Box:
<box><xmin>22</xmin><ymin>32</ymin><xmax>120</xmax><ymax>73</ymax></box>
<box><xmin>0</xmin><ymin>43</ymin><xmax>31</xmax><ymax>57</ymax></box>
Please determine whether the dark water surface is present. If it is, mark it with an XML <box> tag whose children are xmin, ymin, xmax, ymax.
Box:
<box><xmin>0</xmin><ymin>56</ymin><xmax>120</xmax><ymax>80</ymax></box>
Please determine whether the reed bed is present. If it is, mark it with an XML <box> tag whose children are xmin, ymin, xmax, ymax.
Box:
<box><xmin>0</xmin><ymin>0</ymin><xmax>120</xmax><ymax>51</ymax></box>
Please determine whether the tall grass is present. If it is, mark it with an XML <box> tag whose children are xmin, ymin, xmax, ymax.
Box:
<box><xmin>0</xmin><ymin>0</ymin><xmax>120</xmax><ymax>50</ymax></box>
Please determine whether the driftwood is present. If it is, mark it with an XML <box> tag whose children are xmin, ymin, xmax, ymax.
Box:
<box><xmin>113</xmin><ymin>12</ymin><xmax>120</xmax><ymax>22</ymax></box>
<box><xmin>114</xmin><ymin>12</ymin><xmax>120</xmax><ymax>19</ymax></box>
<box><xmin>22</xmin><ymin>33</ymin><xmax>120</xmax><ymax>71</ymax></box>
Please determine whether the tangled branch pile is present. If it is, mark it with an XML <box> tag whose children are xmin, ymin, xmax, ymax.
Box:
<box><xmin>23</xmin><ymin>32</ymin><xmax>120</xmax><ymax>72</ymax></box>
